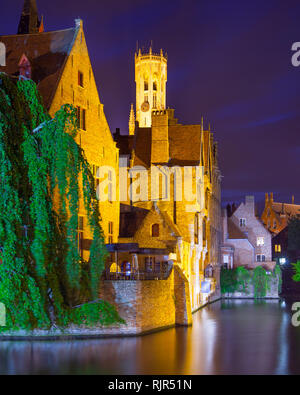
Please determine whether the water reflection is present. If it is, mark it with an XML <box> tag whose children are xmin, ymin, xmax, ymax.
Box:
<box><xmin>0</xmin><ymin>299</ymin><xmax>299</xmax><ymax>375</ymax></box>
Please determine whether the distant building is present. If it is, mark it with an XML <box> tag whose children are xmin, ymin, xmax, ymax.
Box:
<box><xmin>222</xmin><ymin>196</ymin><xmax>275</xmax><ymax>270</ymax></box>
<box><xmin>261</xmin><ymin>193</ymin><xmax>300</xmax><ymax>234</ymax></box>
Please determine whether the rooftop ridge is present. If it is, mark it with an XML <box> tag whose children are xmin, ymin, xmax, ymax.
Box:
<box><xmin>0</xmin><ymin>27</ymin><xmax>76</xmax><ymax>38</ymax></box>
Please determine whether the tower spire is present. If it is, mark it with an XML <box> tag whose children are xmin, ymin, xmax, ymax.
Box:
<box><xmin>38</xmin><ymin>15</ymin><xmax>44</xmax><ymax>33</ymax></box>
<box><xmin>129</xmin><ymin>103</ymin><xmax>135</xmax><ymax>136</ymax></box>
<box><xmin>18</xmin><ymin>0</ymin><xmax>41</xmax><ymax>35</ymax></box>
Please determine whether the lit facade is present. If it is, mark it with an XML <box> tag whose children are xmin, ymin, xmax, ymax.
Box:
<box><xmin>135</xmin><ymin>48</ymin><xmax>167</xmax><ymax>128</ymax></box>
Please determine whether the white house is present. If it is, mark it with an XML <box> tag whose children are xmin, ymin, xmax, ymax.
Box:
<box><xmin>221</xmin><ymin>196</ymin><xmax>275</xmax><ymax>270</ymax></box>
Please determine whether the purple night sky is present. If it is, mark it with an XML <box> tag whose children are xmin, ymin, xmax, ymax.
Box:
<box><xmin>1</xmin><ymin>0</ymin><xmax>300</xmax><ymax>209</ymax></box>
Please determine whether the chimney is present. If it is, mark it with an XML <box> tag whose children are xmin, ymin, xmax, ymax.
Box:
<box><xmin>151</xmin><ymin>110</ymin><xmax>170</xmax><ymax>164</ymax></box>
<box><xmin>245</xmin><ymin>196</ymin><xmax>255</xmax><ymax>216</ymax></box>
<box><xmin>222</xmin><ymin>209</ymin><xmax>228</xmax><ymax>243</ymax></box>
<box><xmin>75</xmin><ymin>19</ymin><xmax>83</xmax><ymax>29</ymax></box>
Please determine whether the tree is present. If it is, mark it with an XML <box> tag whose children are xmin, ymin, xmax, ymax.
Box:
<box><xmin>0</xmin><ymin>74</ymin><xmax>108</xmax><ymax>330</ymax></box>
<box><xmin>292</xmin><ymin>261</ymin><xmax>300</xmax><ymax>282</ymax></box>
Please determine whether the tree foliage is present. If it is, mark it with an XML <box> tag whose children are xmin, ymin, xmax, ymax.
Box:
<box><xmin>292</xmin><ymin>261</ymin><xmax>300</xmax><ymax>282</ymax></box>
<box><xmin>0</xmin><ymin>74</ymin><xmax>113</xmax><ymax>331</ymax></box>
<box><xmin>220</xmin><ymin>265</ymin><xmax>281</xmax><ymax>298</ymax></box>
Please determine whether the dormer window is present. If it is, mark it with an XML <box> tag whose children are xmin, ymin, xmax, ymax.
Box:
<box><xmin>151</xmin><ymin>224</ymin><xmax>159</xmax><ymax>237</ymax></box>
<box><xmin>18</xmin><ymin>54</ymin><xmax>31</xmax><ymax>80</ymax></box>
<box><xmin>240</xmin><ymin>218</ymin><xmax>246</xmax><ymax>227</ymax></box>
<box><xmin>78</xmin><ymin>71</ymin><xmax>84</xmax><ymax>87</ymax></box>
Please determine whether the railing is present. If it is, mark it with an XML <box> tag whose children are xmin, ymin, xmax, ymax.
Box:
<box><xmin>105</xmin><ymin>267</ymin><xmax>172</xmax><ymax>281</ymax></box>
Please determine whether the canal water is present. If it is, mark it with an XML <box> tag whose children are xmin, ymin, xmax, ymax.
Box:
<box><xmin>0</xmin><ymin>299</ymin><xmax>299</xmax><ymax>375</ymax></box>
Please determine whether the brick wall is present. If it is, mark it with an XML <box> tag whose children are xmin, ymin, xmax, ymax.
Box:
<box><xmin>99</xmin><ymin>265</ymin><xmax>192</xmax><ymax>334</ymax></box>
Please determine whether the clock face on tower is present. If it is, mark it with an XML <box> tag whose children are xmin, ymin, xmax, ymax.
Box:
<box><xmin>141</xmin><ymin>101</ymin><xmax>150</xmax><ymax>112</ymax></box>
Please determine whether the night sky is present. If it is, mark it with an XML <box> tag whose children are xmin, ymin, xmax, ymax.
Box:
<box><xmin>1</xmin><ymin>0</ymin><xmax>300</xmax><ymax>209</ymax></box>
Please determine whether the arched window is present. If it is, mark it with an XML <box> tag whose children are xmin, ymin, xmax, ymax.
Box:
<box><xmin>205</xmin><ymin>188</ymin><xmax>209</xmax><ymax>210</ymax></box>
<box><xmin>203</xmin><ymin>218</ymin><xmax>207</xmax><ymax>242</ymax></box>
<box><xmin>151</xmin><ymin>224</ymin><xmax>159</xmax><ymax>237</ymax></box>
<box><xmin>194</xmin><ymin>214</ymin><xmax>199</xmax><ymax>244</ymax></box>
<box><xmin>153</xmin><ymin>81</ymin><xmax>157</xmax><ymax>91</ymax></box>
<box><xmin>144</xmin><ymin>80</ymin><xmax>149</xmax><ymax>91</ymax></box>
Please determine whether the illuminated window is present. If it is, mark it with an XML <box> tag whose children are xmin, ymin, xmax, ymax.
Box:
<box><xmin>194</xmin><ymin>214</ymin><xmax>199</xmax><ymax>244</ymax></box>
<box><xmin>257</xmin><ymin>237</ymin><xmax>265</xmax><ymax>246</ymax></box>
<box><xmin>153</xmin><ymin>94</ymin><xmax>157</xmax><ymax>108</ymax></box>
<box><xmin>76</xmin><ymin>107</ymin><xmax>87</xmax><ymax>130</ymax></box>
<box><xmin>240</xmin><ymin>218</ymin><xmax>246</xmax><ymax>227</ymax></box>
<box><xmin>144</xmin><ymin>80</ymin><xmax>148</xmax><ymax>91</ymax></box>
<box><xmin>145</xmin><ymin>257</ymin><xmax>155</xmax><ymax>272</ymax></box>
<box><xmin>93</xmin><ymin>165</ymin><xmax>100</xmax><ymax>197</ymax></box>
<box><xmin>256</xmin><ymin>254</ymin><xmax>266</xmax><ymax>262</ymax></box>
<box><xmin>153</xmin><ymin>81</ymin><xmax>157</xmax><ymax>91</ymax></box>
<box><xmin>151</xmin><ymin>224</ymin><xmax>159</xmax><ymax>237</ymax></box>
<box><xmin>203</xmin><ymin>218</ymin><xmax>207</xmax><ymax>242</ymax></box>
<box><xmin>78</xmin><ymin>71</ymin><xmax>84</xmax><ymax>87</ymax></box>
<box><xmin>108</xmin><ymin>222</ymin><xmax>113</xmax><ymax>244</ymax></box>
<box><xmin>223</xmin><ymin>255</ymin><xmax>229</xmax><ymax>264</ymax></box>
<box><xmin>275</xmin><ymin>245</ymin><xmax>281</xmax><ymax>253</ymax></box>
<box><xmin>82</xmin><ymin>109</ymin><xmax>86</xmax><ymax>131</ymax></box>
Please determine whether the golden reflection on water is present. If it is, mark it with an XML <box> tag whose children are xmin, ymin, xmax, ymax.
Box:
<box><xmin>0</xmin><ymin>299</ymin><xmax>299</xmax><ymax>375</ymax></box>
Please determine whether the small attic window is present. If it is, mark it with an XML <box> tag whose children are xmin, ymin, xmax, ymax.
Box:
<box><xmin>151</xmin><ymin>224</ymin><xmax>159</xmax><ymax>237</ymax></box>
<box><xmin>18</xmin><ymin>54</ymin><xmax>31</xmax><ymax>80</ymax></box>
<box><xmin>78</xmin><ymin>71</ymin><xmax>84</xmax><ymax>87</ymax></box>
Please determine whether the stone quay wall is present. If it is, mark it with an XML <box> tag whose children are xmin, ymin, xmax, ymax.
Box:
<box><xmin>99</xmin><ymin>265</ymin><xmax>192</xmax><ymax>335</ymax></box>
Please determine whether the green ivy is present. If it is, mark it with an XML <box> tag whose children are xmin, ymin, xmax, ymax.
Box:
<box><xmin>70</xmin><ymin>301</ymin><xmax>125</xmax><ymax>327</ymax></box>
<box><xmin>0</xmin><ymin>74</ymin><xmax>118</xmax><ymax>331</ymax></box>
<box><xmin>292</xmin><ymin>261</ymin><xmax>300</xmax><ymax>282</ymax></box>
<box><xmin>221</xmin><ymin>265</ymin><xmax>281</xmax><ymax>299</ymax></box>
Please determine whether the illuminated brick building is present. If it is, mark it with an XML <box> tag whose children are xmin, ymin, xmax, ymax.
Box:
<box><xmin>113</xmin><ymin>48</ymin><xmax>222</xmax><ymax>312</ymax></box>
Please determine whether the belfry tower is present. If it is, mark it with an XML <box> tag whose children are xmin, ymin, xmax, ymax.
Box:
<box><xmin>135</xmin><ymin>47</ymin><xmax>167</xmax><ymax>128</ymax></box>
<box><xmin>17</xmin><ymin>0</ymin><xmax>43</xmax><ymax>35</ymax></box>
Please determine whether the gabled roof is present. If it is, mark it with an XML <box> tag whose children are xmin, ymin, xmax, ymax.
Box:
<box><xmin>159</xmin><ymin>210</ymin><xmax>182</xmax><ymax>238</ymax></box>
<box><xmin>0</xmin><ymin>28</ymin><xmax>78</xmax><ymax>109</ymax></box>
<box><xmin>272</xmin><ymin>202</ymin><xmax>300</xmax><ymax>217</ymax></box>
<box><xmin>119</xmin><ymin>203</ymin><xmax>182</xmax><ymax>239</ymax></box>
<box><xmin>114</xmin><ymin>123</ymin><xmax>208</xmax><ymax>168</ymax></box>
<box><xmin>227</xmin><ymin>218</ymin><xmax>247</xmax><ymax>240</ymax></box>
<box><xmin>119</xmin><ymin>204</ymin><xmax>149</xmax><ymax>238</ymax></box>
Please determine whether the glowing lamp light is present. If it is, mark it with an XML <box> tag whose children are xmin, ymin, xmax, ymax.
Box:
<box><xmin>279</xmin><ymin>258</ymin><xmax>286</xmax><ymax>265</ymax></box>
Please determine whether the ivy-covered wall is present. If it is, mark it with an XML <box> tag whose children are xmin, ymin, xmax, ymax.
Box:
<box><xmin>0</xmin><ymin>74</ymin><xmax>122</xmax><ymax>332</ymax></box>
<box><xmin>221</xmin><ymin>266</ymin><xmax>282</xmax><ymax>299</ymax></box>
